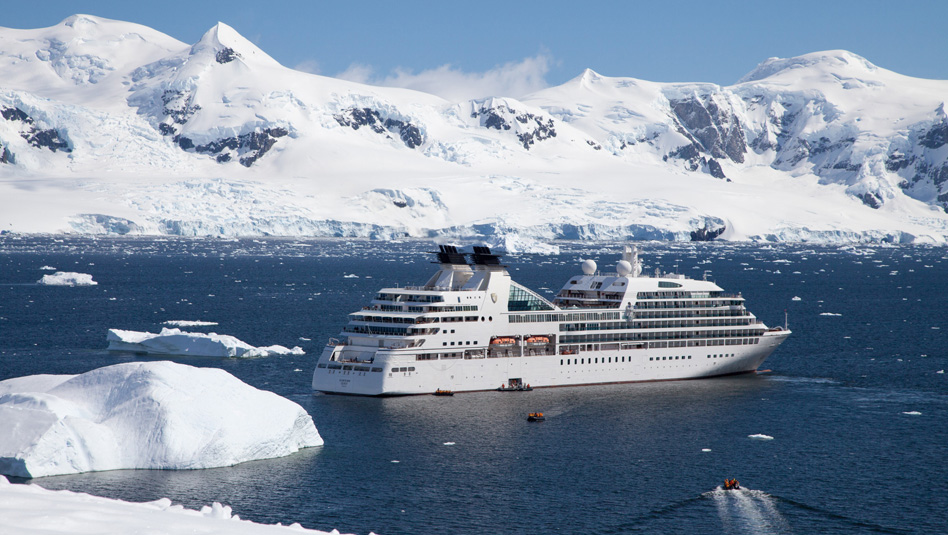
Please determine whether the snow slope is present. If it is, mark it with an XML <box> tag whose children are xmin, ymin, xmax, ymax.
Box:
<box><xmin>2</xmin><ymin>16</ymin><xmax>947</xmax><ymax>243</ymax></box>
<box><xmin>0</xmin><ymin>476</ymin><xmax>347</xmax><ymax>535</ymax></box>
<box><xmin>0</xmin><ymin>361</ymin><xmax>322</xmax><ymax>478</ymax></box>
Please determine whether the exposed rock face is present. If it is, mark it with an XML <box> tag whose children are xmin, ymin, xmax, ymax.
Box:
<box><xmin>690</xmin><ymin>223</ymin><xmax>726</xmax><ymax>241</ymax></box>
<box><xmin>883</xmin><ymin>110</ymin><xmax>948</xmax><ymax>211</ymax></box>
<box><xmin>669</xmin><ymin>94</ymin><xmax>746</xmax><ymax>164</ymax></box>
<box><xmin>334</xmin><ymin>107</ymin><xmax>424</xmax><ymax>149</ymax></box>
<box><xmin>215</xmin><ymin>47</ymin><xmax>240</xmax><ymax>64</ymax></box>
<box><xmin>1</xmin><ymin>106</ymin><xmax>71</xmax><ymax>158</ymax></box>
<box><xmin>707</xmin><ymin>158</ymin><xmax>726</xmax><ymax>179</ymax></box>
<box><xmin>176</xmin><ymin>127</ymin><xmax>289</xmax><ymax>167</ymax></box>
<box><xmin>471</xmin><ymin>102</ymin><xmax>556</xmax><ymax>150</ymax></box>
<box><xmin>157</xmin><ymin>90</ymin><xmax>201</xmax><ymax>136</ymax></box>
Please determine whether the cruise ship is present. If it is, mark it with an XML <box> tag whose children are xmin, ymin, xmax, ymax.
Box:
<box><xmin>312</xmin><ymin>245</ymin><xmax>790</xmax><ymax>395</ymax></box>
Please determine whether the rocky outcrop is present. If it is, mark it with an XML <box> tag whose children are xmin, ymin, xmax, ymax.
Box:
<box><xmin>471</xmin><ymin>102</ymin><xmax>556</xmax><ymax>150</ymax></box>
<box><xmin>690</xmin><ymin>223</ymin><xmax>726</xmax><ymax>241</ymax></box>
<box><xmin>1</xmin><ymin>106</ymin><xmax>71</xmax><ymax>155</ymax></box>
<box><xmin>157</xmin><ymin>90</ymin><xmax>201</xmax><ymax>136</ymax></box>
<box><xmin>669</xmin><ymin>94</ymin><xmax>746</xmax><ymax>164</ymax></box>
<box><xmin>334</xmin><ymin>107</ymin><xmax>424</xmax><ymax>149</ymax></box>
<box><xmin>175</xmin><ymin>127</ymin><xmax>289</xmax><ymax>167</ymax></box>
<box><xmin>215</xmin><ymin>47</ymin><xmax>240</xmax><ymax>64</ymax></box>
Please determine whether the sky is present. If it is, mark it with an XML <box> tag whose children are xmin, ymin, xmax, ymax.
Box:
<box><xmin>3</xmin><ymin>0</ymin><xmax>947</xmax><ymax>100</ymax></box>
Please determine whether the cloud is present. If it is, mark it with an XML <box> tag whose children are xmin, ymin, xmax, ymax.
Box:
<box><xmin>293</xmin><ymin>59</ymin><xmax>321</xmax><ymax>75</ymax></box>
<box><xmin>334</xmin><ymin>54</ymin><xmax>553</xmax><ymax>102</ymax></box>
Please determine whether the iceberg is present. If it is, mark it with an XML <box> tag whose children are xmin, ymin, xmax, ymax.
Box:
<box><xmin>36</xmin><ymin>272</ymin><xmax>97</xmax><ymax>286</ymax></box>
<box><xmin>748</xmin><ymin>434</ymin><xmax>774</xmax><ymax>441</ymax></box>
<box><xmin>162</xmin><ymin>320</ymin><xmax>219</xmax><ymax>327</ymax></box>
<box><xmin>106</xmin><ymin>328</ymin><xmax>304</xmax><ymax>357</ymax></box>
<box><xmin>0</xmin><ymin>475</ymin><xmax>345</xmax><ymax>534</ymax></box>
<box><xmin>0</xmin><ymin>361</ymin><xmax>323</xmax><ymax>478</ymax></box>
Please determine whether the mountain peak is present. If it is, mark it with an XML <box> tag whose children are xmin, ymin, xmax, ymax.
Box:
<box><xmin>61</xmin><ymin>14</ymin><xmax>103</xmax><ymax>29</ymax></box>
<box><xmin>737</xmin><ymin>50</ymin><xmax>878</xmax><ymax>84</ymax></box>
<box><xmin>189</xmin><ymin>22</ymin><xmax>279</xmax><ymax>67</ymax></box>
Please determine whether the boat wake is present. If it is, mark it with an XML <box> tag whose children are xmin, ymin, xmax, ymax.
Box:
<box><xmin>703</xmin><ymin>487</ymin><xmax>911</xmax><ymax>535</ymax></box>
<box><xmin>707</xmin><ymin>487</ymin><xmax>791</xmax><ymax>534</ymax></box>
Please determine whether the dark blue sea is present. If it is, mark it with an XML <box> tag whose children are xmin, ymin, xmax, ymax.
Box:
<box><xmin>1</xmin><ymin>236</ymin><xmax>946</xmax><ymax>535</ymax></box>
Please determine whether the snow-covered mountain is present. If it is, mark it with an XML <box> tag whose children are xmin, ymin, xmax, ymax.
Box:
<box><xmin>2</xmin><ymin>15</ymin><xmax>947</xmax><ymax>244</ymax></box>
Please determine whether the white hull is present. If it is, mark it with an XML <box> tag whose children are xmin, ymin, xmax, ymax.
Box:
<box><xmin>312</xmin><ymin>330</ymin><xmax>789</xmax><ymax>396</ymax></box>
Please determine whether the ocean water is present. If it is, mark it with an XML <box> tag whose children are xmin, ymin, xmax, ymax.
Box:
<box><xmin>1</xmin><ymin>236</ymin><xmax>946</xmax><ymax>535</ymax></box>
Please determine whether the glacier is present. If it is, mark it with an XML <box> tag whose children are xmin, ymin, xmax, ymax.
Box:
<box><xmin>2</xmin><ymin>16</ymin><xmax>948</xmax><ymax>243</ymax></box>
<box><xmin>0</xmin><ymin>361</ymin><xmax>322</xmax><ymax>478</ymax></box>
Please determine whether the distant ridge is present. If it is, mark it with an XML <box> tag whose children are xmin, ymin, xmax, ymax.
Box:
<box><xmin>1</xmin><ymin>15</ymin><xmax>947</xmax><ymax>244</ymax></box>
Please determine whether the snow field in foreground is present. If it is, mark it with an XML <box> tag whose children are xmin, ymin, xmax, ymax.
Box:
<box><xmin>0</xmin><ymin>476</ymin><xmax>354</xmax><ymax>535</ymax></box>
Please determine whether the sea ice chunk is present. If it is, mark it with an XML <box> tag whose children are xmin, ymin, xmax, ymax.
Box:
<box><xmin>748</xmin><ymin>434</ymin><xmax>774</xmax><ymax>440</ymax></box>
<box><xmin>106</xmin><ymin>328</ymin><xmax>303</xmax><ymax>357</ymax></box>
<box><xmin>0</xmin><ymin>361</ymin><xmax>323</xmax><ymax>478</ymax></box>
<box><xmin>37</xmin><ymin>272</ymin><xmax>97</xmax><ymax>286</ymax></box>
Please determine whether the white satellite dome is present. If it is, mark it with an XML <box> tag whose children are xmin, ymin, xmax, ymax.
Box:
<box><xmin>581</xmin><ymin>259</ymin><xmax>597</xmax><ymax>275</ymax></box>
<box><xmin>616</xmin><ymin>260</ymin><xmax>632</xmax><ymax>276</ymax></box>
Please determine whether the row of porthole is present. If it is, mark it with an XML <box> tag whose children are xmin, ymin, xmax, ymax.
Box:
<box><xmin>707</xmin><ymin>353</ymin><xmax>736</xmax><ymax>358</ymax></box>
<box><xmin>560</xmin><ymin>355</ymin><xmax>638</xmax><ymax>365</ymax></box>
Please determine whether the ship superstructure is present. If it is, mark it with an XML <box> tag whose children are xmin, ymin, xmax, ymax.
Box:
<box><xmin>312</xmin><ymin>245</ymin><xmax>790</xmax><ymax>395</ymax></box>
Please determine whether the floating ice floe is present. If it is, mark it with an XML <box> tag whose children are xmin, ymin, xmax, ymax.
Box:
<box><xmin>748</xmin><ymin>434</ymin><xmax>774</xmax><ymax>441</ymax></box>
<box><xmin>701</xmin><ymin>448</ymin><xmax>712</xmax><ymax>452</ymax></box>
<box><xmin>819</xmin><ymin>312</ymin><xmax>842</xmax><ymax>316</ymax></box>
<box><xmin>106</xmin><ymin>328</ymin><xmax>304</xmax><ymax>358</ymax></box>
<box><xmin>39</xmin><ymin>265</ymin><xmax>56</xmax><ymax>271</ymax></box>
<box><xmin>791</xmin><ymin>296</ymin><xmax>802</xmax><ymax>301</ymax></box>
<box><xmin>37</xmin><ymin>272</ymin><xmax>97</xmax><ymax>286</ymax></box>
<box><xmin>343</xmin><ymin>274</ymin><xmax>359</xmax><ymax>278</ymax></box>
<box><xmin>162</xmin><ymin>320</ymin><xmax>219</xmax><ymax>327</ymax></box>
<box><xmin>0</xmin><ymin>361</ymin><xmax>323</xmax><ymax>478</ymax></box>
<box><xmin>0</xmin><ymin>475</ymin><xmax>343</xmax><ymax>534</ymax></box>
<box><xmin>902</xmin><ymin>411</ymin><xmax>922</xmax><ymax>416</ymax></box>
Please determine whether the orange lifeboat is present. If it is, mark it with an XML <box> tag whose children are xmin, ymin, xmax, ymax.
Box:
<box><xmin>525</xmin><ymin>336</ymin><xmax>550</xmax><ymax>345</ymax></box>
<box><xmin>490</xmin><ymin>337</ymin><xmax>516</xmax><ymax>347</ymax></box>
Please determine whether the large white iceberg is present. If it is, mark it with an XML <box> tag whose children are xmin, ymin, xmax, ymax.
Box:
<box><xmin>107</xmin><ymin>328</ymin><xmax>304</xmax><ymax>357</ymax></box>
<box><xmin>0</xmin><ymin>475</ymin><xmax>345</xmax><ymax>534</ymax></box>
<box><xmin>0</xmin><ymin>361</ymin><xmax>323</xmax><ymax>478</ymax></box>
<box><xmin>37</xmin><ymin>271</ymin><xmax>98</xmax><ymax>286</ymax></box>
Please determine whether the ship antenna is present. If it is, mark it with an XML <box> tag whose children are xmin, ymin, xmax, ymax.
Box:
<box><xmin>785</xmin><ymin>309</ymin><xmax>788</xmax><ymax>330</ymax></box>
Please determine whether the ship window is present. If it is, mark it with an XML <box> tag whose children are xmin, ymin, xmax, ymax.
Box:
<box><xmin>560</xmin><ymin>359</ymin><xmax>563</xmax><ymax>365</ymax></box>
<box><xmin>508</xmin><ymin>283</ymin><xmax>555</xmax><ymax>312</ymax></box>
<box><xmin>408</xmin><ymin>367</ymin><xmax>415</xmax><ymax>371</ymax></box>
